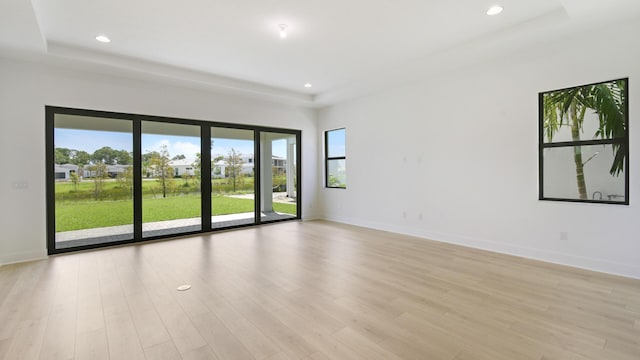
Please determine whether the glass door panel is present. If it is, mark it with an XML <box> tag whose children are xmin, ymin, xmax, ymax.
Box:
<box><xmin>260</xmin><ymin>132</ymin><xmax>298</xmax><ymax>221</ymax></box>
<box><xmin>211</xmin><ymin>127</ymin><xmax>256</xmax><ymax>228</ymax></box>
<box><xmin>141</xmin><ymin>121</ymin><xmax>202</xmax><ymax>237</ymax></box>
<box><xmin>53</xmin><ymin>114</ymin><xmax>134</xmax><ymax>249</ymax></box>
<box><xmin>49</xmin><ymin>107</ymin><xmax>302</xmax><ymax>254</ymax></box>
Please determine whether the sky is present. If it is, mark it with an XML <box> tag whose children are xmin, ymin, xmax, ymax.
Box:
<box><xmin>327</xmin><ymin>128</ymin><xmax>346</xmax><ymax>157</ymax></box>
<box><xmin>55</xmin><ymin>129</ymin><xmax>288</xmax><ymax>162</ymax></box>
<box><xmin>142</xmin><ymin>134</ymin><xmax>201</xmax><ymax>161</ymax></box>
<box><xmin>55</xmin><ymin>129</ymin><xmax>132</xmax><ymax>153</ymax></box>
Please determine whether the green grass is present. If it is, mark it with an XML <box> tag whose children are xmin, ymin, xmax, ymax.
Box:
<box><xmin>55</xmin><ymin>195</ymin><xmax>297</xmax><ymax>232</ymax></box>
<box><xmin>55</xmin><ymin>179</ymin><xmax>295</xmax><ymax>232</ymax></box>
<box><xmin>55</xmin><ymin>178</ymin><xmax>262</xmax><ymax>201</ymax></box>
<box><xmin>56</xmin><ymin>179</ymin><xmax>204</xmax><ymax>201</ymax></box>
<box><xmin>56</xmin><ymin>200</ymin><xmax>134</xmax><ymax>231</ymax></box>
<box><xmin>273</xmin><ymin>202</ymin><xmax>296</xmax><ymax>215</ymax></box>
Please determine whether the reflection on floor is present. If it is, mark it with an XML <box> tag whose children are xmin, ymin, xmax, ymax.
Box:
<box><xmin>55</xmin><ymin>211</ymin><xmax>296</xmax><ymax>249</ymax></box>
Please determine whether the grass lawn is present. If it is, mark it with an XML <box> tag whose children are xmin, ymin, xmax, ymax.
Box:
<box><xmin>56</xmin><ymin>177</ymin><xmax>271</xmax><ymax>201</ymax></box>
<box><xmin>55</xmin><ymin>195</ymin><xmax>297</xmax><ymax>232</ymax></box>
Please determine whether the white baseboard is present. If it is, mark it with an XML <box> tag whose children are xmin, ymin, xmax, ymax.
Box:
<box><xmin>319</xmin><ymin>215</ymin><xmax>640</xmax><ymax>280</ymax></box>
<box><xmin>302</xmin><ymin>215</ymin><xmax>321</xmax><ymax>221</ymax></box>
<box><xmin>0</xmin><ymin>249</ymin><xmax>48</xmax><ymax>266</ymax></box>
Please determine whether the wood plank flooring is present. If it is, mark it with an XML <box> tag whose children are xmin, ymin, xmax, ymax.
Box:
<box><xmin>1</xmin><ymin>220</ymin><xmax>639</xmax><ymax>359</ymax></box>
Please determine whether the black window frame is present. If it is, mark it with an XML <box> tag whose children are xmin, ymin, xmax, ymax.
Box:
<box><xmin>46</xmin><ymin>106</ymin><xmax>302</xmax><ymax>255</ymax></box>
<box><xmin>538</xmin><ymin>78</ymin><xmax>629</xmax><ymax>205</ymax></box>
<box><xmin>325</xmin><ymin>128</ymin><xmax>346</xmax><ymax>189</ymax></box>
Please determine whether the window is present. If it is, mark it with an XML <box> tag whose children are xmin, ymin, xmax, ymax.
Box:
<box><xmin>211</xmin><ymin>127</ymin><xmax>256</xmax><ymax>228</ymax></box>
<box><xmin>50</xmin><ymin>114</ymin><xmax>134</xmax><ymax>250</ymax></box>
<box><xmin>47</xmin><ymin>106</ymin><xmax>302</xmax><ymax>254</ymax></box>
<box><xmin>142</xmin><ymin>121</ymin><xmax>202</xmax><ymax>238</ymax></box>
<box><xmin>261</xmin><ymin>132</ymin><xmax>298</xmax><ymax>220</ymax></box>
<box><xmin>325</xmin><ymin>128</ymin><xmax>346</xmax><ymax>188</ymax></box>
<box><xmin>539</xmin><ymin>78</ymin><xmax>629</xmax><ymax>204</ymax></box>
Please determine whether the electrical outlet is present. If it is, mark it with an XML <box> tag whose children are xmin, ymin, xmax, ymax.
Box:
<box><xmin>560</xmin><ymin>232</ymin><xmax>568</xmax><ymax>241</ymax></box>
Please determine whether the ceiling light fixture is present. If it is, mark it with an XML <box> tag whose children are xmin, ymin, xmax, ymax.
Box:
<box><xmin>279</xmin><ymin>24</ymin><xmax>288</xmax><ymax>38</ymax></box>
<box><xmin>304</xmin><ymin>83</ymin><xmax>312</xmax><ymax>88</ymax></box>
<box><xmin>95</xmin><ymin>35</ymin><xmax>111</xmax><ymax>43</ymax></box>
<box><xmin>486</xmin><ymin>5</ymin><xmax>503</xmax><ymax>15</ymax></box>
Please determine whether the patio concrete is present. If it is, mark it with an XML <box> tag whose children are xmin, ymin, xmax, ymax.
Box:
<box><xmin>55</xmin><ymin>211</ymin><xmax>295</xmax><ymax>249</ymax></box>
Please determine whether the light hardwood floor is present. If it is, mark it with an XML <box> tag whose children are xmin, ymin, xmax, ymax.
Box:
<box><xmin>1</xmin><ymin>220</ymin><xmax>639</xmax><ymax>359</ymax></box>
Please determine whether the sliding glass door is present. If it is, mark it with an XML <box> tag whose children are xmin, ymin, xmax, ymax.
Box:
<box><xmin>211</xmin><ymin>127</ymin><xmax>256</xmax><ymax>228</ymax></box>
<box><xmin>52</xmin><ymin>113</ymin><xmax>134</xmax><ymax>249</ymax></box>
<box><xmin>47</xmin><ymin>107</ymin><xmax>301</xmax><ymax>254</ymax></box>
<box><xmin>142</xmin><ymin>121</ymin><xmax>202</xmax><ymax>237</ymax></box>
<box><xmin>260</xmin><ymin>132</ymin><xmax>297</xmax><ymax>221</ymax></box>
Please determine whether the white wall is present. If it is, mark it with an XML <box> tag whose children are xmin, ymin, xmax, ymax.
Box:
<box><xmin>0</xmin><ymin>57</ymin><xmax>319</xmax><ymax>265</ymax></box>
<box><xmin>317</xmin><ymin>19</ymin><xmax>640</xmax><ymax>278</ymax></box>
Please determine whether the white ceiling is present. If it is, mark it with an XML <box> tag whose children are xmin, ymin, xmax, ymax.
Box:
<box><xmin>2</xmin><ymin>0</ymin><xmax>640</xmax><ymax>106</ymax></box>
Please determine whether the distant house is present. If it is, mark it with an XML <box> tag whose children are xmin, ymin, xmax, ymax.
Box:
<box><xmin>212</xmin><ymin>154</ymin><xmax>284</xmax><ymax>178</ymax></box>
<box><xmin>83</xmin><ymin>164</ymin><xmax>130</xmax><ymax>178</ymax></box>
<box><xmin>168</xmin><ymin>159</ymin><xmax>196</xmax><ymax>177</ymax></box>
<box><xmin>272</xmin><ymin>155</ymin><xmax>286</xmax><ymax>174</ymax></box>
<box><xmin>54</xmin><ymin>164</ymin><xmax>79</xmax><ymax>180</ymax></box>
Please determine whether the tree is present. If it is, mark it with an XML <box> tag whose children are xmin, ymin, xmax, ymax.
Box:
<box><xmin>192</xmin><ymin>152</ymin><xmax>202</xmax><ymax>188</ymax></box>
<box><xmin>149</xmin><ymin>145</ymin><xmax>173</xmax><ymax>198</ymax></box>
<box><xmin>193</xmin><ymin>152</ymin><xmax>223</xmax><ymax>181</ymax></box>
<box><xmin>69</xmin><ymin>172</ymin><xmax>80</xmax><ymax>191</ymax></box>
<box><xmin>116</xmin><ymin>150</ymin><xmax>133</xmax><ymax>165</ymax></box>
<box><xmin>69</xmin><ymin>150</ymin><xmax>91</xmax><ymax>166</ymax></box>
<box><xmin>55</xmin><ymin>148</ymin><xmax>91</xmax><ymax>178</ymax></box>
<box><xmin>55</xmin><ymin>148</ymin><xmax>71</xmax><ymax>164</ymax></box>
<box><xmin>91</xmin><ymin>146</ymin><xmax>132</xmax><ymax>165</ymax></box>
<box><xmin>225</xmin><ymin>148</ymin><xmax>244</xmax><ymax>192</ymax></box>
<box><xmin>172</xmin><ymin>154</ymin><xmax>186</xmax><ymax>160</ymax></box>
<box><xmin>88</xmin><ymin>162</ymin><xmax>108</xmax><ymax>200</ymax></box>
<box><xmin>328</xmin><ymin>174</ymin><xmax>342</xmax><ymax>188</ymax></box>
<box><xmin>182</xmin><ymin>173</ymin><xmax>194</xmax><ymax>187</ymax></box>
<box><xmin>142</xmin><ymin>151</ymin><xmax>160</xmax><ymax>177</ymax></box>
<box><xmin>69</xmin><ymin>150</ymin><xmax>90</xmax><ymax>177</ymax></box>
<box><xmin>116</xmin><ymin>166</ymin><xmax>134</xmax><ymax>199</ymax></box>
<box><xmin>543</xmin><ymin>80</ymin><xmax>626</xmax><ymax>200</ymax></box>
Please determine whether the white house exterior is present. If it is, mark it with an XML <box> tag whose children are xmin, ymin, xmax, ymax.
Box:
<box><xmin>54</xmin><ymin>164</ymin><xmax>79</xmax><ymax>180</ymax></box>
<box><xmin>272</xmin><ymin>155</ymin><xmax>286</xmax><ymax>174</ymax></box>
<box><xmin>212</xmin><ymin>154</ymin><xmax>285</xmax><ymax>178</ymax></box>
<box><xmin>168</xmin><ymin>159</ymin><xmax>196</xmax><ymax>177</ymax></box>
<box><xmin>55</xmin><ymin>163</ymin><xmax>134</xmax><ymax>180</ymax></box>
<box><xmin>83</xmin><ymin>164</ymin><xmax>130</xmax><ymax>178</ymax></box>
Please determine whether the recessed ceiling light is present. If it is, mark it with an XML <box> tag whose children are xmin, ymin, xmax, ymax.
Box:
<box><xmin>304</xmin><ymin>83</ymin><xmax>312</xmax><ymax>88</ymax></box>
<box><xmin>278</xmin><ymin>24</ymin><xmax>288</xmax><ymax>39</ymax></box>
<box><xmin>95</xmin><ymin>35</ymin><xmax>111</xmax><ymax>43</ymax></box>
<box><xmin>486</xmin><ymin>5</ymin><xmax>503</xmax><ymax>15</ymax></box>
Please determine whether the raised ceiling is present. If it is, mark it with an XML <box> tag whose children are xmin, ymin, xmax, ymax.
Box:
<box><xmin>1</xmin><ymin>0</ymin><xmax>640</xmax><ymax>106</ymax></box>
